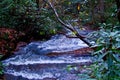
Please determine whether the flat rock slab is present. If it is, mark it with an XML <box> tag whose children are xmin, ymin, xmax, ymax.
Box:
<box><xmin>23</xmin><ymin>34</ymin><xmax>88</xmax><ymax>55</ymax></box>
<box><xmin>3</xmin><ymin>57</ymin><xmax>92</xmax><ymax>80</ymax></box>
<box><xmin>2</xmin><ymin>34</ymin><xmax>92</xmax><ymax>80</ymax></box>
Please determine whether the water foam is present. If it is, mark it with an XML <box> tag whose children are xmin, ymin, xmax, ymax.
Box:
<box><xmin>3</xmin><ymin>56</ymin><xmax>91</xmax><ymax>66</ymax></box>
<box><xmin>6</xmin><ymin>70</ymin><xmax>55</xmax><ymax>80</ymax></box>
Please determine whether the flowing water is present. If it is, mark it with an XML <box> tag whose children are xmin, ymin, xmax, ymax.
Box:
<box><xmin>2</xmin><ymin>34</ymin><xmax>93</xmax><ymax>80</ymax></box>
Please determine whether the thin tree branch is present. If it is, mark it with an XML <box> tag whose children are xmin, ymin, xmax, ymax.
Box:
<box><xmin>43</xmin><ymin>0</ymin><xmax>92</xmax><ymax>46</ymax></box>
<box><xmin>43</xmin><ymin>0</ymin><xmax>74</xmax><ymax>32</ymax></box>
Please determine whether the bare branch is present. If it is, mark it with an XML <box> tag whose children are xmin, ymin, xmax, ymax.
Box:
<box><xmin>43</xmin><ymin>0</ymin><xmax>74</xmax><ymax>31</ymax></box>
<box><xmin>42</xmin><ymin>0</ymin><xmax>91</xmax><ymax>46</ymax></box>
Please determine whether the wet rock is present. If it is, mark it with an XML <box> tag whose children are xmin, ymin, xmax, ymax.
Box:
<box><xmin>2</xmin><ymin>34</ymin><xmax>93</xmax><ymax>80</ymax></box>
<box><xmin>23</xmin><ymin>34</ymin><xmax>88</xmax><ymax>55</ymax></box>
<box><xmin>43</xmin><ymin>78</ymin><xmax>57</xmax><ymax>80</ymax></box>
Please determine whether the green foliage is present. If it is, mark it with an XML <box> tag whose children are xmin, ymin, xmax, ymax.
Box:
<box><xmin>47</xmin><ymin>0</ymin><xmax>116</xmax><ymax>29</ymax></box>
<box><xmin>39</xmin><ymin>8</ymin><xmax>62</xmax><ymax>36</ymax></box>
<box><xmin>88</xmin><ymin>23</ymin><xmax>120</xmax><ymax>80</ymax></box>
<box><xmin>61</xmin><ymin>0</ymin><xmax>119</xmax><ymax>28</ymax></box>
<box><xmin>0</xmin><ymin>0</ymin><xmax>37</xmax><ymax>28</ymax></box>
<box><xmin>73</xmin><ymin>24</ymin><xmax>120</xmax><ymax>80</ymax></box>
<box><xmin>0</xmin><ymin>0</ymin><xmax>62</xmax><ymax>40</ymax></box>
<box><xmin>0</xmin><ymin>62</ymin><xmax>3</xmax><ymax>75</ymax></box>
<box><xmin>0</xmin><ymin>55</ymin><xmax>3</xmax><ymax>75</ymax></box>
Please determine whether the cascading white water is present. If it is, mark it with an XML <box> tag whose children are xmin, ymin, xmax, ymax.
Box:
<box><xmin>3</xmin><ymin>34</ymin><xmax>92</xmax><ymax>80</ymax></box>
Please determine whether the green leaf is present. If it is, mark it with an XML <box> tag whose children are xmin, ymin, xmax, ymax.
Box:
<box><xmin>93</xmin><ymin>50</ymin><xmax>102</xmax><ymax>56</ymax></box>
<box><xmin>66</xmin><ymin>65</ymin><xmax>73</xmax><ymax>71</ymax></box>
<box><xmin>116</xmin><ymin>38</ymin><xmax>120</xmax><ymax>42</ymax></box>
<box><xmin>110</xmin><ymin>31</ymin><xmax>119</xmax><ymax>37</ymax></box>
<box><xmin>114</xmin><ymin>70</ymin><xmax>120</xmax><ymax>76</ymax></box>
<box><xmin>111</xmin><ymin>49</ymin><xmax>120</xmax><ymax>53</ymax></box>
<box><xmin>112</xmin><ymin>54</ymin><xmax>120</xmax><ymax>63</ymax></box>
<box><xmin>98</xmin><ymin>52</ymin><xmax>109</xmax><ymax>60</ymax></box>
<box><xmin>94</xmin><ymin>46</ymin><xmax>103</xmax><ymax>52</ymax></box>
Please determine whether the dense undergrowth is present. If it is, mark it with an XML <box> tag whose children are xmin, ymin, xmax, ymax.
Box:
<box><xmin>0</xmin><ymin>0</ymin><xmax>62</xmax><ymax>40</ymax></box>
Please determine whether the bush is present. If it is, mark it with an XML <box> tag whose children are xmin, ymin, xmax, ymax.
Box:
<box><xmin>87</xmin><ymin>23</ymin><xmax>120</xmax><ymax>80</ymax></box>
<box><xmin>0</xmin><ymin>0</ymin><xmax>62</xmax><ymax>40</ymax></box>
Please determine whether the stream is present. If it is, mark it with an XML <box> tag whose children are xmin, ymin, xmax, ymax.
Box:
<box><xmin>2</xmin><ymin>34</ymin><xmax>93</xmax><ymax>80</ymax></box>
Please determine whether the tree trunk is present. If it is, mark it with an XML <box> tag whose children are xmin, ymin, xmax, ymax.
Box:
<box><xmin>99</xmin><ymin>0</ymin><xmax>105</xmax><ymax>23</ymax></box>
<box><xmin>36</xmin><ymin>0</ymin><xmax>39</xmax><ymax>9</ymax></box>
<box><xmin>115</xmin><ymin>0</ymin><xmax>120</xmax><ymax>22</ymax></box>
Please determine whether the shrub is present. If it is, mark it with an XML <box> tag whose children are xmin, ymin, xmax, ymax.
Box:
<box><xmin>88</xmin><ymin>23</ymin><xmax>120</xmax><ymax>80</ymax></box>
<box><xmin>0</xmin><ymin>0</ymin><xmax>61</xmax><ymax>40</ymax></box>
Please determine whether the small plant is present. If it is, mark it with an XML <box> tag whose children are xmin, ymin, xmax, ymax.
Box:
<box><xmin>0</xmin><ymin>62</ymin><xmax>3</xmax><ymax>75</ymax></box>
<box><xmin>0</xmin><ymin>55</ymin><xmax>3</xmax><ymax>76</ymax></box>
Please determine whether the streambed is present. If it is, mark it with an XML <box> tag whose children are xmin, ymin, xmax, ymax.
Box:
<box><xmin>2</xmin><ymin>34</ymin><xmax>93</xmax><ymax>80</ymax></box>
